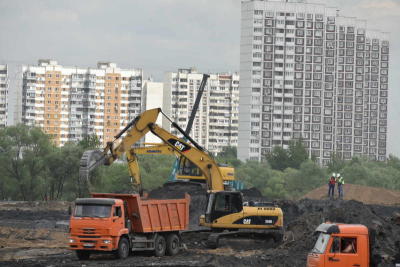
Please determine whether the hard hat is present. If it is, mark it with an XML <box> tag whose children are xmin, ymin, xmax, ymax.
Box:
<box><xmin>337</xmin><ymin>173</ymin><xmax>341</xmax><ymax>177</ymax></box>
<box><xmin>332</xmin><ymin>173</ymin><xmax>336</xmax><ymax>177</ymax></box>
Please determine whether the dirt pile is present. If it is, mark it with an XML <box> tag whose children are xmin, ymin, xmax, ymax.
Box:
<box><xmin>303</xmin><ymin>184</ymin><xmax>400</xmax><ymax>205</ymax></box>
<box><xmin>266</xmin><ymin>199</ymin><xmax>400</xmax><ymax>266</ymax></box>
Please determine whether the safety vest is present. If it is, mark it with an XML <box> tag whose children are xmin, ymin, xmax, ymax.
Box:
<box><xmin>337</xmin><ymin>177</ymin><xmax>344</xmax><ymax>185</ymax></box>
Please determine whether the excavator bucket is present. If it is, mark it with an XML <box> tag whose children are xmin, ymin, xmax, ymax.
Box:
<box><xmin>79</xmin><ymin>150</ymin><xmax>106</xmax><ymax>188</ymax></box>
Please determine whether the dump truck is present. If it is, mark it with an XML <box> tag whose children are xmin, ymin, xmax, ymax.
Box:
<box><xmin>69</xmin><ymin>193</ymin><xmax>190</xmax><ymax>260</ymax></box>
<box><xmin>307</xmin><ymin>223</ymin><xmax>374</xmax><ymax>267</ymax></box>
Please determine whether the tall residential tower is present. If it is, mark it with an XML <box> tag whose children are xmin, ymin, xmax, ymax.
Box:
<box><xmin>0</xmin><ymin>65</ymin><xmax>8</xmax><ymax>127</ymax></box>
<box><xmin>239</xmin><ymin>0</ymin><xmax>389</xmax><ymax>164</ymax></box>
<box><xmin>164</xmin><ymin>68</ymin><xmax>239</xmax><ymax>154</ymax></box>
<box><xmin>21</xmin><ymin>60</ymin><xmax>143</xmax><ymax>146</ymax></box>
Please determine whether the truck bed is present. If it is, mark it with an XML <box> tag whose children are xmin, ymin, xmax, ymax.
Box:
<box><xmin>91</xmin><ymin>193</ymin><xmax>190</xmax><ymax>233</ymax></box>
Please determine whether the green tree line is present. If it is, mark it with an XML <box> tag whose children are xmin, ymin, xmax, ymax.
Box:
<box><xmin>0</xmin><ymin>125</ymin><xmax>399</xmax><ymax>201</ymax></box>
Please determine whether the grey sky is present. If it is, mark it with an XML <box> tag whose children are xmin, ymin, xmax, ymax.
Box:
<box><xmin>0</xmin><ymin>0</ymin><xmax>399</xmax><ymax>156</ymax></box>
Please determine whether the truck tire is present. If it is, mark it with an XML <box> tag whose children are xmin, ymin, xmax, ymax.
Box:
<box><xmin>76</xmin><ymin>250</ymin><xmax>90</xmax><ymax>260</ymax></box>
<box><xmin>115</xmin><ymin>237</ymin><xmax>130</xmax><ymax>259</ymax></box>
<box><xmin>154</xmin><ymin>234</ymin><xmax>166</xmax><ymax>257</ymax></box>
<box><xmin>166</xmin><ymin>233</ymin><xmax>180</xmax><ymax>256</ymax></box>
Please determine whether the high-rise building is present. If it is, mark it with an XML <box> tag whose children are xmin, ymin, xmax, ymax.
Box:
<box><xmin>238</xmin><ymin>0</ymin><xmax>389</xmax><ymax>164</ymax></box>
<box><xmin>164</xmin><ymin>68</ymin><xmax>239</xmax><ymax>154</ymax></box>
<box><xmin>143</xmin><ymin>79</ymin><xmax>164</xmax><ymax>143</ymax></box>
<box><xmin>21</xmin><ymin>60</ymin><xmax>143</xmax><ymax>146</ymax></box>
<box><xmin>0</xmin><ymin>65</ymin><xmax>8</xmax><ymax>127</ymax></box>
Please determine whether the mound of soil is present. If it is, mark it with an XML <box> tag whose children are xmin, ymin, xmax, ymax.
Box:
<box><xmin>268</xmin><ymin>199</ymin><xmax>400</xmax><ymax>266</ymax></box>
<box><xmin>303</xmin><ymin>184</ymin><xmax>400</xmax><ymax>205</ymax></box>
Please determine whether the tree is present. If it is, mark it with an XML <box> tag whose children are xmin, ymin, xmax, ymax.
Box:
<box><xmin>327</xmin><ymin>152</ymin><xmax>345</xmax><ymax>173</ymax></box>
<box><xmin>265</xmin><ymin>146</ymin><xmax>291</xmax><ymax>171</ymax></box>
<box><xmin>0</xmin><ymin>125</ymin><xmax>52</xmax><ymax>200</ymax></box>
<box><xmin>284</xmin><ymin>160</ymin><xmax>327</xmax><ymax>198</ymax></box>
<box><xmin>218</xmin><ymin>146</ymin><xmax>237</xmax><ymax>159</ymax></box>
<box><xmin>216</xmin><ymin>146</ymin><xmax>241</xmax><ymax>167</ymax></box>
<box><xmin>287</xmin><ymin>140</ymin><xmax>309</xmax><ymax>169</ymax></box>
<box><xmin>236</xmin><ymin>160</ymin><xmax>273</xmax><ymax>189</ymax></box>
<box><xmin>78</xmin><ymin>135</ymin><xmax>101</xmax><ymax>150</ymax></box>
<box><xmin>263</xmin><ymin>170</ymin><xmax>288</xmax><ymax>199</ymax></box>
<box><xmin>43</xmin><ymin>143</ymin><xmax>83</xmax><ymax>200</ymax></box>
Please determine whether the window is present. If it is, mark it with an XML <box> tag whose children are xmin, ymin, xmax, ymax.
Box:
<box><xmin>114</xmin><ymin>206</ymin><xmax>122</xmax><ymax>217</ymax></box>
<box><xmin>330</xmin><ymin>237</ymin><xmax>357</xmax><ymax>254</ymax></box>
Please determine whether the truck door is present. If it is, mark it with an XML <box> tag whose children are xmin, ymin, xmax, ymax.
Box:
<box><xmin>325</xmin><ymin>236</ymin><xmax>364</xmax><ymax>267</ymax></box>
<box><xmin>111</xmin><ymin>205</ymin><xmax>124</xmax><ymax>236</ymax></box>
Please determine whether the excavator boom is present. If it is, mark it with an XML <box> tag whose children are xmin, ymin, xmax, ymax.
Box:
<box><xmin>148</xmin><ymin>123</ymin><xmax>225</xmax><ymax>191</ymax></box>
<box><xmin>79</xmin><ymin>107</ymin><xmax>224</xmax><ymax>192</ymax></box>
<box><xmin>79</xmin><ymin>108</ymin><xmax>161</xmax><ymax>191</ymax></box>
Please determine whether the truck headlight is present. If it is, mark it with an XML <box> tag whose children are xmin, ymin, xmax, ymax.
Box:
<box><xmin>69</xmin><ymin>239</ymin><xmax>75</xmax><ymax>243</ymax></box>
<box><xmin>103</xmin><ymin>240</ymin><xmax>111</xmax><ymax>244</ymax></box>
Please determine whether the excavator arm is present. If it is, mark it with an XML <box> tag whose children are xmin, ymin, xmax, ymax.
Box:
<box><xmin>148</xmin><ymin>123</ymin><xmax>225</xmax><ymax>191</ymax></box>
<box><xmin>79</xmin><ymin>108</ymin><xmax>161</xmax><ymax>192</ymax></box>
<box><xmin>80</xmin><ymin>107</ymin><xmax>225</xmax><ymax>192</ymax></box>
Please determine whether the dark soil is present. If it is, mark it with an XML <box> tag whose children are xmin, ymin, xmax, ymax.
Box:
<box><xmin>0</xmin><ymin>184</ymin><xmax>399</xmax><ymax>266</ymax></box>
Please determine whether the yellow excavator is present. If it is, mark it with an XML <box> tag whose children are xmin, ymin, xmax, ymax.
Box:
<box><xmin>79</xmin><ymin>108</ymin><xmax>284</xmax><ymax>248</ymax></box>
<box><xmin>135</xmin><ymin>143</ymin><xmax>237</xmax><ymax>188</ymax></box>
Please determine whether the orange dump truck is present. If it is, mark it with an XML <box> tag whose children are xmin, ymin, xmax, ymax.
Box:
<box><xmin>307</xmin><ymin>223</ymin><xmax>373</xmax><ymax>267</ymax></box>
<box><xmin>68</xmin><ymin>193</ymin><xmax>190</xmax><ymax>260</ymax></box>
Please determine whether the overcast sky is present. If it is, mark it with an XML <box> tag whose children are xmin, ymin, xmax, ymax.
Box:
<box><xmin>0</xmin><ymin>0</ymin><xmax>399</xmax><ymax>156</ymax></box>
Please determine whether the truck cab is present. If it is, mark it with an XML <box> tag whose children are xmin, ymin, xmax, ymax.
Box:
<box><xmin>69</xmin><ymin>198</ymin><xmax>129</xmax><ymax>258</ymax></box>
<box><xmin>307</xmin><ymin>223</ymin><xmax>370</xmax><ymax>267</ymax></box>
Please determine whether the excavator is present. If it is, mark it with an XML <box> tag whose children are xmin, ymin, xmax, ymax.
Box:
<box><xmin>134</xmin><ymin>143</ymin><xmax>238</xmax><ymax>188</ymax></box>
<box><xmin>79</xmin><ymin>108</ymin><xmax>284</xmax><ymax>248</ymax></box>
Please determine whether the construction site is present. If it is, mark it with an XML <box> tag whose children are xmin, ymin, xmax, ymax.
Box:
<box><xmin>0</xmin><ymin>183</ymin><xmax>399</xmax><ymax>267</ymax></box>
<box><xmin>0</xmin><ymin>106</ymin><xmax>399</xmax><ymax>267</ymax></box>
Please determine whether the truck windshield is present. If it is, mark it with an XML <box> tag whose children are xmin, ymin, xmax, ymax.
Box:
<box><xmin>312</xmin><ymin>233</ymin><xmax>330</xmax><ymax>254</ymax></box>
<box><xmin>74</xmin><ymin>204</ymin><xmax>111</xmax><ymax>218</ymax></box>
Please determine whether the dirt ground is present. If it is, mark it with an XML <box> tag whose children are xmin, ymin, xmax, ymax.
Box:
<box><xmin>303</xmin><ymin>183</ymin><xmax>400</xmax><ymax>205</ymax></box>
<box><xmin>0</xmin><ymin>184</ymin><xmax>399</xmax><ymax>267</ymax></box>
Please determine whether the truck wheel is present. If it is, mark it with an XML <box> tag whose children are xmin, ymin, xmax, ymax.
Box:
<box><xmin>76</xmin><ymin>250</ymin><xmax>90</xmax><ymax>260</ymax></box>
<box><xmin>154</xmin><ymin>234</ymin><xmax>166</xmax><ymax>257</ymax></box>
<box><xmin>116</xmin><ymin>237</ymin><xmax>130</xmax><ymax>259</ymax></box>
<box><xmin>166</xmin><ymin>233</ymin><xmax>180</xmax><ymax>256</ymax></box>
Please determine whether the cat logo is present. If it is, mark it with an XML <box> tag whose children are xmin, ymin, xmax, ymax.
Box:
<box><xmin>167</xmin><ymin>139</ymin><xmax>191</xmax><ymax>152</ymax></box>
<box><xmin>174</xmin><ymin>141</ymin><xmax>185</xmax><ymax>151</ymax></box>
<box><xmin>243</xmin><ymin>218</ymin><xmax>251</xmax><ymax>224</ymax></box>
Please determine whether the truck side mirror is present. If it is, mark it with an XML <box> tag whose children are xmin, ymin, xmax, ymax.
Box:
<box><xmin>68</xmin><ymin>205</ymin><xmax>72</xmax><ymax>215</ymax></box>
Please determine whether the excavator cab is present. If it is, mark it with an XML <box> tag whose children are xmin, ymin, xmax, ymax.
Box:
<box><xmin>177</xmin><ymin>158</ymin><xmax>203</xmax><ymax>179</ymax></box>
<box><xmin>204</xmin><ymin>191</ymin><xmax>243</xmax><ymax>224</ymax></box>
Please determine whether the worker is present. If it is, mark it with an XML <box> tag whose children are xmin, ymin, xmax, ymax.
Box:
<box><xmin>337</xmin><ymin>173</ymin><xmax>344</xmax><ymax>199</ymax></box>
<box><xmin>328</xmin><ymin>173</ymin><xmax>336</xmax><ymax>199</ymax></box>
<box><xmin>342</xmin><ymin>239</ymin><xmax>356</xmax><ymax>253</ymax></box>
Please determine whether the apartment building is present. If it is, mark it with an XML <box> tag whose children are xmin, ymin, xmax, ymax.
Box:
<box><xmin>0</xmin><ymin>65</ymin><xmax>8</xmax><ymax>127</ymax></box>
<box><xmin>239</xmin><ymin>0</ymin><xmax>389</xmax><ymax>164</ymax></box>
<box><xmin>22</xmin><ymin>60</ymin><xmax>143</xmax><ymax>146</ymax></box>
<box><xmin>164</xmin><ymin>68</ymin><xmax>239</xmax><ymax>154</ymax></box>
<box><xmin>143</xmin><ymin>79</ymin><xmax>164</xmax><ymax>143</ymax></box>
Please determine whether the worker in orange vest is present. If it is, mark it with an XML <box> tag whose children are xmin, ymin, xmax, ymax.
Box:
<box><xmin>328</xmin><ymin>173</ymin><xmax>336</xmax><ymax>199</ymax></box>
